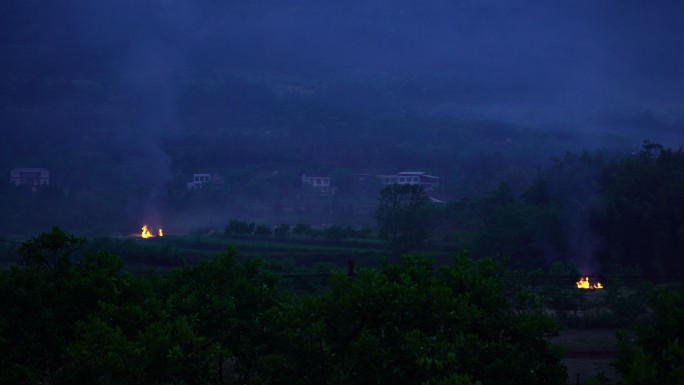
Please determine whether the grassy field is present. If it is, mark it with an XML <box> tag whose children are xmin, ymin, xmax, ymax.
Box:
<box><xmin>82</xmin><ymin>233</ymin><xmax>396</xmax><ymax>273</ymax></box>
<box><xmin>83</xmin><ymin>232</ymin><xmax>461</xmax><ymax>273</ymax></box>
<box><xmin>553</xmin><ymin>328</ymin><xmax>620</xmax><ymax>384</ymax></box>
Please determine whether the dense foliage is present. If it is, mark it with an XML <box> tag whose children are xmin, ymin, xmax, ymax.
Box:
<box><xmin>433</xmin><ymin>144</ymin><xmax>684</xmax><ymax>279</ymax></box>
<box><xmin>609</xmin><ymin>284</ymin><xmax>684</xmax><ymax>385</ymax></box>
<box><xmin>598</xmin><ymin>145</ymin><xmax>684</xmax><ymax>278</ymax></box>
<box><xmin>258</xmin><ymin>255</ymin><xmax>566</xmax><ymax>385</ymax></box>
<box><xmin>0</xmin><ymin>228</ymin><xmax>568</xmax><ymax>385</ymax></box>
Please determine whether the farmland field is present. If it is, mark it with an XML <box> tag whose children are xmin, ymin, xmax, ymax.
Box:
<box><xmin>553</xmin><ymin>329</ymin><xmax>620</xmax><ymax>384</ymax></box>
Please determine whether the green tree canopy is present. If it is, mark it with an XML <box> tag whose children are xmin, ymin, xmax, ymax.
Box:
<box><xmin>257</xmin><ymin>254</ymin><xmax>566</xmax><ymax>385</ymax></box>
<box><xmin>614</xmin><ymin>284</ymin><xmax>684</xmax><ymax>385</ymax></box>
<box><xmin>598</xmin><ymin>144</ymin><xmax>684</xmax><ymax>278</ymax></box>
<box><xmin>1</xmin><ymin>228</ymin><xmax>570</xmax><ymax>385</ymax></box>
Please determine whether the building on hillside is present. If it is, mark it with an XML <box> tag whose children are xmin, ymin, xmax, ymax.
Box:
<box><xmin>187</xmin><ymin>173</ymin><xmax>224</xmax><ymax>190</ymax></box>
<box><xmin>10</xmin><ymin>168</ymin><xmax>50</xmax><ymax>189</ymax></box>
<box><xmin>301</xmin><ymin>174</ymin><xmax>336</xmax><ymax>195</ymax></box>
<box><xmin>377</xmin><ymin>171</ymin><xmax>441</xmax><ymax>191</ymax></box>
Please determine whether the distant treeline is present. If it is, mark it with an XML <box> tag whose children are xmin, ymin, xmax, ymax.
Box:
<box><xmin>5</xmin><ymin>142</ymin><xmax>684</xmax><ymax>280</ymax></box>
<box><xmin>432</xmin><ymin>142</ymin><xmax>684</xmax><ymax>280</ymax></box>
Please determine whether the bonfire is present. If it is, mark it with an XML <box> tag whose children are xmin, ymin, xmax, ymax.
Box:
<box><xmin>141</xmin><ymin>225</ymin><xmax>164</xmax><ymax>239</ymax></box>
<box><xmin>576</xmin><ymin>276</ymin><xmax>603</xmax><ymax>290</ymax></box>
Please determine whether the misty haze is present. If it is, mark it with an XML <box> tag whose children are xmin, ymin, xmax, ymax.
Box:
<box><xmin>2</xmin><ymin>1</ymin><xmax>684</xmax><ymax>384</ymax></box>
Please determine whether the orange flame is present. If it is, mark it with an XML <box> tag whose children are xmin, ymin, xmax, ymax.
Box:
<box><xmin>140</xmin><ymin>225</ymin><xmax>164</xmax><ymax>238</ymax></box>
<box><xmin>576</xmin><ymin>276</ymin><xmax>603</xmax><ymax>289</ymax></box>
<box><xmin>141</xmin><ymin>225</ymin><xmax>154</xmax><ymax>239</ymax></box>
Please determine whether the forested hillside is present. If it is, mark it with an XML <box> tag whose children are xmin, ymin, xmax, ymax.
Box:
<box><xmin>434</xmin><ymin>143</ymin><xmax>684</xmax><ymax>279</ymax></box>
<box><xmin>2</xmin><ymin>0</ymin><xmax>684</xmax><ymax>234</ymax></box>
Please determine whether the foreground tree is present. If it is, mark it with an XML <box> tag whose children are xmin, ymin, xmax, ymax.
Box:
<box><xmin>613</xmin><ymin>284</ymin><xmax>684</xmax><ymax>385</ymax></box>
<box><xmin>164</xmin><ymin>247</ymin><xmax>279</xmax><ymax>384</ymax></box>
<box><xmin>0</xmin><ymin>230</ymin><xmax>279</xmax><ymax>385</ymax></box>
<box><xmin>1</xmin><ymin>229</ymin><xmax>569</xmax><ymax>385</ymax></box>
<box><xmin>0</xmin><ymin>230</ymin><xmax>127</xmax><ymax>383</ymax></box>
<box><xmin>18</xmin><ymin>226</ymin><xmax>85</xmax><ymax>268</ymax></box>
<box><xmin>598</xmin><ymin>144</ymin><xmax>684</xmax><ymax>278</ymax></box>
<box><xmin>257</xmin><ymin>254</ymin><xmax>566</xmax><ymax>385</ymax></box>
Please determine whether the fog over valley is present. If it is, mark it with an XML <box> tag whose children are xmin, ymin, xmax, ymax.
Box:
<box><xmin>2</xmin><ymin>0</ymin><xmax>684</xmax><ymax>236</ymax></box>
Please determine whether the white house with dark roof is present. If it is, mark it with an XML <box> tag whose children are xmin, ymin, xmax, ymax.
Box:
<box><xmin>187</xmin><ymin>173</ymin><xmax>224</xmax><ymax>190</ymax></box>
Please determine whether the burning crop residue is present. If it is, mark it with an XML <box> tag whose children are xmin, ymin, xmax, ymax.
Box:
<box><xmin>141</xmin><ymin>225</ymin><xmax>164</xmax><ymax>239</ymax></box>
<box><xmin>576</xmin><ymin>276</ymin><xmax>603</xmax><ymax>290</ymax></box>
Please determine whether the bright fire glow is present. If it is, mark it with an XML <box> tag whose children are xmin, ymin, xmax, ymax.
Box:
<box><xmin>141</xmin><ymin>225</ymin><xmax>154</xmax><ymax>238</ymax></box>
<box><xmin>140</xmin><ymin>225</ymin><xmax>164</xmax><ymax>239</ymax></box>
<box><xmin>576</xmin><ymin>276</ymin><xmax>603</xmax><ymax>290</ymax></box>
<box><xmin>140</xmin><ymin>225</ymin><xmax>164</xmax><ymax>238</ymax></box>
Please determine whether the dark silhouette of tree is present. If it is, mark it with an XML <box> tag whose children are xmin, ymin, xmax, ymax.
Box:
<box><xmin>375</xmin><ymin>184</ymin><xmax>431</xmax><ymax>251</ymax></box>
<box><xmin>614</xmin><ymin>284</ymin><xmax>684</xmax><ymax>385</ymax></box>
<box><xmin>18</xmin><ymin>226</ymin><xmax>84</xmax><ymax>268</ymax></box>
<box><xmin>225</xmin><ymin>220</ymin><xmax>256</xmax><ymax>236</ymax></box>
<box><xmin>274</xmin><ymin>223</ymin><xmax>290</xmax><ymax>238</ymax></box>
<box><xmin>598</xmin><ymin>143</ymin><xmax>684</xmax><ymax>278</ymax></box>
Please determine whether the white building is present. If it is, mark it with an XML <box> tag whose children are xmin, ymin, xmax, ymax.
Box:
<box><xmin>301</xmin><ymin>174</ymin><xmax>335</xmax><ymax>195</ymax></box>
<box><xmin>10</xmin><ymin>168</ymin><xmax>50</xmax><ymax>188</ymax></box>
<box><xmin>187</xmin><ymin>173</ymin><xmax>214</xmax><ymax>190</ymax></box>
<box><xmin>377</xmin><ymin>171</ymin><xmax>440</xmax><ymax>191</ymax></box>
<box><xmin>301</xmin><ymin>175</ymin><xmax>331</xmax><ymax>188</ymax></box>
